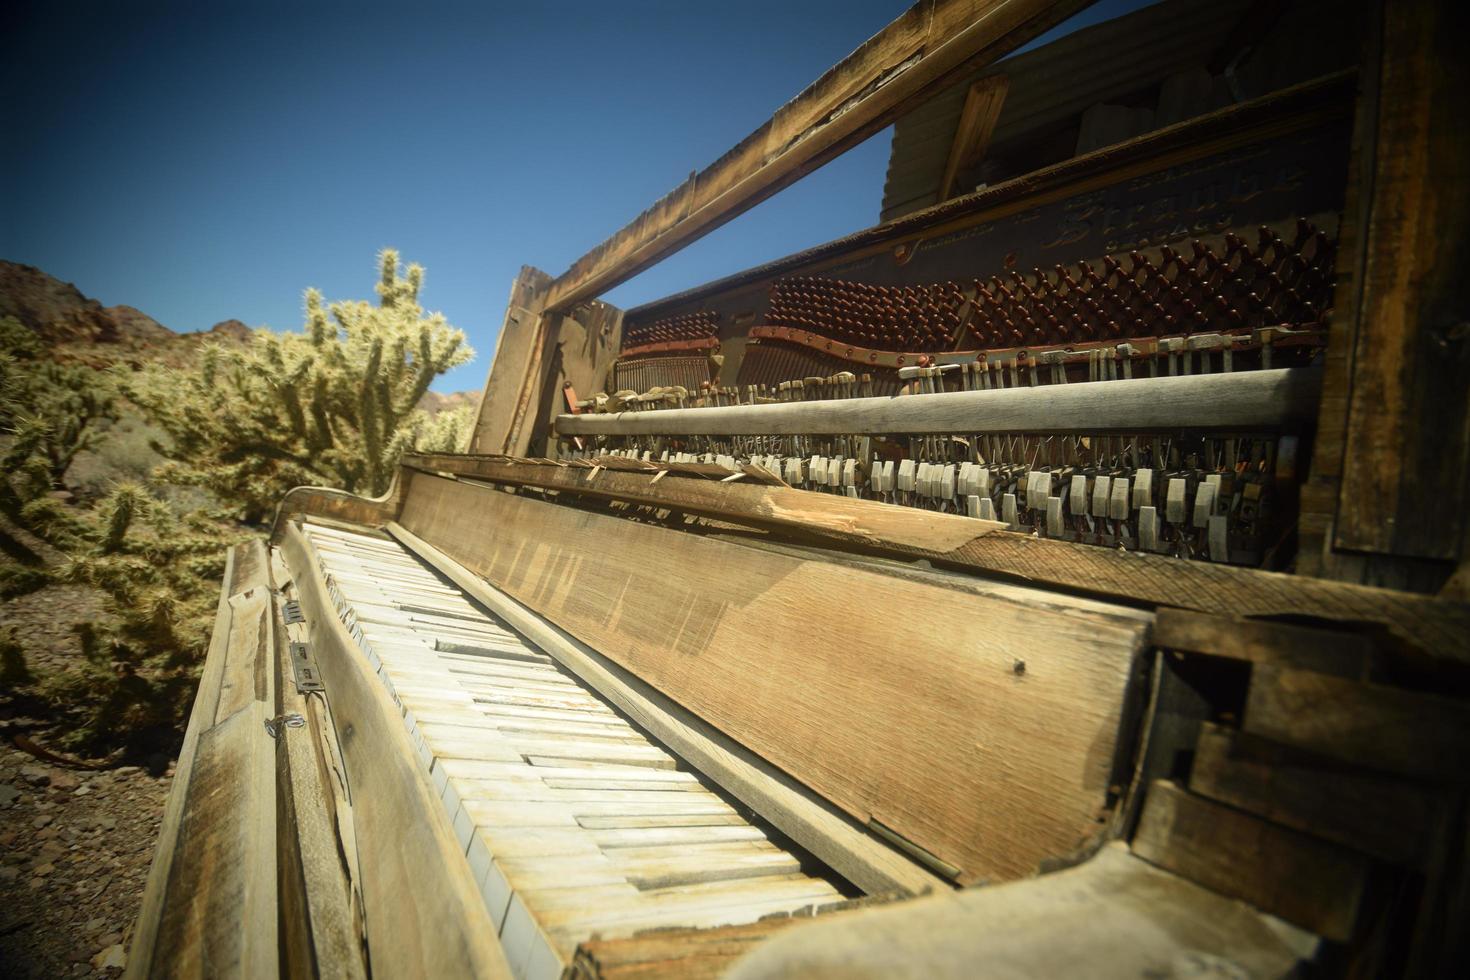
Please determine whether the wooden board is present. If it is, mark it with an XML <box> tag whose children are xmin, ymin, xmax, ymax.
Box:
<box><xmin>571</xmin><ymin>917</ymin><xmax>807</xmax><ymax>980</ymax></box>
<box><xmin>1131</xmin><ymin>780</ymin><xmax>1368</xmax><ymax>941</ymax></box>
<box><xmin>719</xmin><ymin>842</ymin><xmax>1316</xmax><ymax>979</ymax></box>
<box><xmin>938</xmin><ymin>74</ymin><xmax>1010</xmax><ymax>202</ymax></box>
<box><xmin>268</xmin><ymin>550</ymin><xmax>366</xmax><ymax>979</ymax></box>
<box><xmin>127</xmin><ymin>541</ymin><xmax>278</xmax><ymax>980</ymax></box>
<box><xmin>403</xmin><ymin>454</ymin><xmax>1470</xmax><ymax>661</ymax></box>
<box><xmin>396</xmin><ymin>473</ymin><xmax>1149</xmax><ymax>885</ymax></box>
<box><xmin>1153</xmin><ymin>607</ymin><xmax>1372</xmax><ymax>678</ymax></box>
<box><xmin>521</xmin><ymin>300</ymin><xmax>625</xmax><ymax>457</ymax></box>
<box><xmin>469</xmin><ymin>265</ymin><xmax>553</xmax><ymax>456</ymax></box>
<box><xmin>280</xmin><ymin>523</ymin><xmax>513</xmax><ymax>979</ymax></box>
<box><xmin>1332</xmin><ymin>0</ymin><xmax>1470</xmax><ymax>561</ymax></box>
<box><xmin>541</xmin><ymin>0</ymin><xmax>1091</xmax><ymax>312</ymax></box>
<box><xmin>612</xmin><ymin>73</ymin><xmax>1353</xmax><ymax>330</ymax></box>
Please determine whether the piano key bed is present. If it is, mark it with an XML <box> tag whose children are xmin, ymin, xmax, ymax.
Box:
<box><xmin>298</xmin><ymin>523</ymin><xmax>847</xmax><ymax>978</ymax></box>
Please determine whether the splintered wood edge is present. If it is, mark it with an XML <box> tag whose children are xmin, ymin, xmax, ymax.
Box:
<box><xmin>405</xmin><ymin>454</ymin><xmax>1007</xmax><ymax>552</ymax></box>
<box><xmin>719</xmin><ymin>843</ymin><xmax>1318</xmax><ymax>978</ymax></box>
<box><xmin>402</xmin><ymin>453</ymin><xmax>1470</xmax><ymax>662</ymax></box>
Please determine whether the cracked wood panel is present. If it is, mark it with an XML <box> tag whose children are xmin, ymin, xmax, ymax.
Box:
<box><xmin>397</xmin><ymin>473</ymin><xmax>1148</xmax><ymax>886</ymax></box>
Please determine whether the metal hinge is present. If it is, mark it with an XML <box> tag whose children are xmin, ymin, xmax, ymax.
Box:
<box><xmin>264</xmin><ymin>713</ymin><xmax>305</xmax><ymax>738</ymax></box>
<box><xmin>282</xmin><ymin>600</ymin><xmax>304</xmax><ymax>624</ymax></box>
<box><xmin>289</xmin><ymin>642</ymin><xmax>325</xmax><ymax>694</ymax></box>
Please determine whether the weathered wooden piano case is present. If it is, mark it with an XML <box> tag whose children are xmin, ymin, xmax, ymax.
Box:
<box><xmin>130</xmin><ymin>1</ymin><xmax>1470</xmax><ymax>977</ymax></box>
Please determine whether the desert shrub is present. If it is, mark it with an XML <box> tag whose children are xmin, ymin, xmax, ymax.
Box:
<box><xmin>2</xmin><ymin>321</ymin><xmax>239</xmax><ymax>751</ymax></box>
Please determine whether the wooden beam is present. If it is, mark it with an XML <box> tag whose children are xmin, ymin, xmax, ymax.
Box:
<box><xmin>1132</xmin><ymin>780</ymin><xmax>1369</xmax><ymax>941</ymax></box>
<box><xmin>1153</xmin><ymin>607</ymin><xmax>1372</xmax><ymax>678</ymax></box>
<box><xmin>408</xmin><ymin>453</ymin><xmax>1003</xmax><ymax>552</ymax></box>
<box><xmin>280</xmin><ymin>523</ymin><xmax>513</xmax><ymax>979</ymax></box>
<box><xmin>541</xmin><ymin>0</ymin><xmax>1093</xmax><ymax>312</ymax></box>
<box><xmin>1331</xmin><ymin>0</ymin><xmax>1470</xmax><ymax>562</ymax></box>
<box><xmin>516</xmin><ymin>300</ymin><xmax>626</xmax><ymax>457</ymax></box>
<box><xmin>468</xmin><ymin>266</ymin><xmax>553</xmax><ymax>456</ymax></box>
<box><xmin>571</xmin><ymin>916</ymin><xmax>812</xmax><ymax>980</ymax></box>
<box><xmin>1189</xmin><ymin>722</ymin><xmax>1440</xmax><ymax>869</ymax></box>
<box><xmin>938</xmin><ymin>74</ymin><xmax>1010</xmax><ymax>200</ymax></box>
<box><xmin>619</xmin><ymin>72</ymin><xmax>1353</xmax><ymax>326</ymax></box>
<box><xmin>268</xmin><ymin>550</ymin><xmax>367</xmax><ymax>979</ymax></box>
<box><xmin>1243</xmin><ymin>664</ymin><xmax>1470</xmax><ymax>781</ymax></box>
<box><xmin>555</xmin><ymin>367</ymin><xmax>1322</xmax><ymax>437</ymax></box>
<box><xmin>385</xmin><ymin>522</ymin><xmax>947</xmax><ymax>897</ymax></box>
<box><xmin>395</xmin><ymin>473</ymin><xmax>1149</xmax><ymax>886</ymax></box>
<box><xmin>401</xmin><ymin>454</ymin><xmax>1470</xmax><ymax>662</ymax></box>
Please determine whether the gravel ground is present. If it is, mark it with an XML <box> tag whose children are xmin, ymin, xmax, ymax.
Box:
<box><xmin>0</xmin><ymin>740</ymin><xmax>172</xmax><ymax>977</ymax></box>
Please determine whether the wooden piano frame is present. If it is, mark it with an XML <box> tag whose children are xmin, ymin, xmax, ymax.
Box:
<box><xmin>129</xmin><ymin>2</ymin><xmax>1469</xmax><ymax>978</ymax></box>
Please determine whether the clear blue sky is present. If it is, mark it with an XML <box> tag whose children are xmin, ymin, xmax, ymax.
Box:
<box><xmin>2</xmin><ymin>1</ymin><xmax>1146</xmax><ymax>392</ymax></box>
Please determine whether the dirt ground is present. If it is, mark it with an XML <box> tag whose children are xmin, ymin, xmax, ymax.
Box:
<box><xmin>0</xmin><ymin>577</ymin><xmax>174</xmax><ymax>977</ymax></box>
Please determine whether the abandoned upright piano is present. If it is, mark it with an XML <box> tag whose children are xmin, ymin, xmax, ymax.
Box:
<box><xmin>129</xmin><ymin>1</ymin><xmax>1470</xmax><ymax>977</ymax></box>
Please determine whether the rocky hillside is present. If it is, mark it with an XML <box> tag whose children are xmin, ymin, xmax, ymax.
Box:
<box><xmin>0</xmin><ymin>261</ymin><xmax>171</xmax><ymax>346</ymax></box>
<box><xmin>0</xmin><ymin>260</ymin><xmax>254</xmax><ymax>372</ymax></box>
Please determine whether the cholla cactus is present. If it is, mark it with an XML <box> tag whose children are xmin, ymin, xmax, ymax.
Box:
<box><xmin>2</xmin><ymin>316</ymin><xmax>119</xmax><ymax>579</ymax></box>
<box><xmin>127</xmin><ymin>250</ymin><xmax>473</xmax><ymax>521</ymax></box>
<box><xmin>1</xmin><ymin>316</ymin><xmax>118</xmax><ymax>500</ymax></box>
<box><xmin>35</xmin><ymin>481</ymin><xmax>244</xmax><ymax>751</ymax></box>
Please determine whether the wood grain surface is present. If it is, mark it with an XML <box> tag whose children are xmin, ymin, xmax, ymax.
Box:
<box><xmin>398</xmin><ymin>474</ymin><xmax>1148</xmax><ymax>885</ymax></box>
<box><xmin>127</xmin><ymin>541</ymin><xmax>278</xmax><ymax>980</ymax></box>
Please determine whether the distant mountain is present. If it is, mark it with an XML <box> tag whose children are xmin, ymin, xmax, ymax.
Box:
<box><xmin>1</xmin><ymin>261</ymin><xmax>171</xmax><ymax>346</ymax></box>
<box><xmin>1</xmin><ymin>259</ymin><xmax>478</xmax><ymax>411</ymax></box>
<box><xmin>417</xmin><ymin>388</ymin><xmax>480</xmax><ymax>416</ymax></box>
<box><xmin>0</xmin><ymin>260</ymin><xmax>258</xmax><ymax>369</ymax></box>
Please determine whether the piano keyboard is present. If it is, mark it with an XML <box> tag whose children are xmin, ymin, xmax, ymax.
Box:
<box><xmin>299</xmin><ymin>523</ymin><xmax>846</xmax><ymax>978</ymax></box>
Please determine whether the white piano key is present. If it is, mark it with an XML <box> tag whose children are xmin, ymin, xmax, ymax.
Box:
<box><xmin>1092</xmin><ymin>475</ymin><xmax>1112</xmax><ymax>519</ymax></box>
<box><xmin>1109</xmin><ymin>477</ymin><xmax>1130</xmax><ymax>521</ymax></box>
